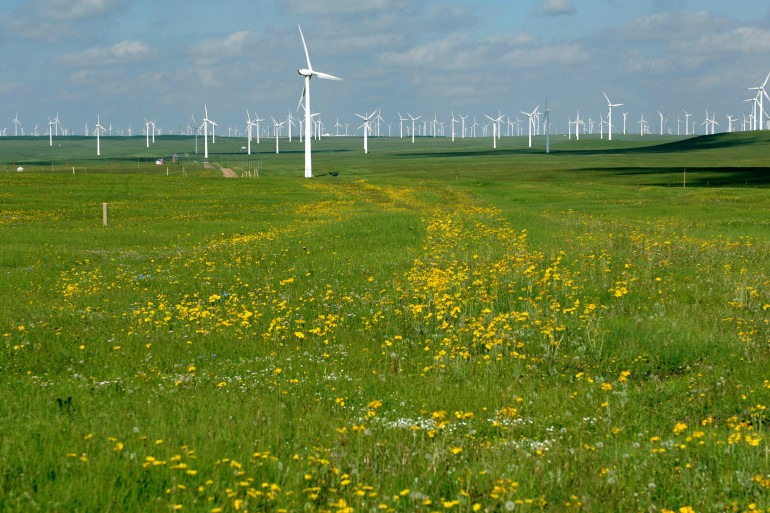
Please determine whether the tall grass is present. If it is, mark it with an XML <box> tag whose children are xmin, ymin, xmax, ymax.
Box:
<box><xmin>0</xmin><ymin>133</ymin><xmax>768</xmax><ymax>512</ymax></box>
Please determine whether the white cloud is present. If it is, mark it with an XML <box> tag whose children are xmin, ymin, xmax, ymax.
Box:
<box><xmin>621</xmin><ymin>11</ymin><xmax>727</xmax><ymax>41</ymax></box>
<box><xmin>535</xmin><ymin>0</ymin><xmax>576</xmax><ymax>16</ymax></box>
<box><xmin>36</xmin><ymin>0</ymin><xmax>126</xmax><ymax>19</ymax></box>
<box><xmin>0</xmin><ymin>0</ymin><xmax>125</xmax><ymax>40</ymax></box>
<box><xmin>287</xmin><ymin>0</ymin><xmax>406</xmax><ymax>15</ymax></box>
<box><xmin>698</xmin><ymin>26</ymin><xmax>770</xmax><ymax>54</ymax></box>
<box><xmin>191</xmin><ymin>31</ymin><xmax>253</xmax><ymax>63</ymax></box>
<box><xmin>500</xmin><ymin>44</ymin><xmax>588</xmax><ymax>68</ymax></box>
<box><xmin>55</xmin><ymin>40</ymin><xmax>151</xmax><ymax>67</ymax></box>
<box><xmin>380</xmin><ymin>32</ymin><xmax>586</xmax><ymax>71</ymax></box>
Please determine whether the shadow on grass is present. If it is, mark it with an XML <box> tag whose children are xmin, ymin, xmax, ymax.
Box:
<box><xmin>393</xmin><ymin>133</ymin><xmax>770</xmax><ymax>160</ymax></box>
<box><xmin>594</xmin><ymin>166</ymin><xmax>770</xmax><ymax>187</ymax></box>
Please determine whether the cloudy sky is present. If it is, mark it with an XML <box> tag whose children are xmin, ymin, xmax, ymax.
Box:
<box><xmin>1</xmin><ymin>0</ymin><xmax>769</xmax><ymax>135</ymax></box>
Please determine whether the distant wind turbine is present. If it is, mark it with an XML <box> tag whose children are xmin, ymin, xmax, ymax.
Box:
<box><xmin>356</xmin><ymin>111</ymin><xmax>376</xmax><ymax>153</ymax></box>
<box><xmin>747</xmin><ymin>71</ymin><xmax>770</xmax><ymax>131</ymax></box>
<box><xmin>407</xmin><ymin>113</ymin><xmax>420</xmax><ymax>144</ymax></box>
<box><xmin>272</xmin><ymin>116</ymin><xmax>286</xmax><ymax>154</ymax></box>
<box><xmin>658</xmin><ymin>110</ymin><xmax>665</xmax><ymax>136</ymax></box>
<box><xmin>48</xmin><ymin>117</ymin><xmax>55</xmax><ymax>146</ymax></box>
<box><xmin>484</xmin><ymin>113</ymin><xmax>504</xmax><ymax>149</ymax></box>
<box><xmin>521</xmin><ymin>106</ymin><xmax>539</xmax><ymax>148</ymax></box>
<box><xmin>12</xmin><ymin>113</ymin><xmax>21</xmax><ymax>137</ymax></box>
<box><xmin>602</xmin><ymin>92</ymin><xmax>623</xmax><ymax>141</ymax></box>
<box><xmin>398</xmin><ymin>113</ymin><xmax>407</xmax><ymax>138</ymax></box>
<box><xmin>95</xmin><ymin>114</ymin><xmax>105</xmax><ymax>156</ymax></box>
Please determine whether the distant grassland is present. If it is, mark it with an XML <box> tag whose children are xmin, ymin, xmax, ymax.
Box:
<box><xmin>0</xmin><ymin>133</ymin><xmax>768</xmax><ymax>513</ymax></box>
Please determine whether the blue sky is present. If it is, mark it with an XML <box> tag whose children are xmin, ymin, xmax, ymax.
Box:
<box><xmin>1</xmin><ymin>0</ymin><xmax>769</xmax><ymax>135</ymax></box>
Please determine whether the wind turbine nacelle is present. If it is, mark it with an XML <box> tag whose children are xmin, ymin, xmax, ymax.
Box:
<box><xmin>298</xmin><ymin>69</ymin><xmax>312</xmax><ymax>76</ymax></box>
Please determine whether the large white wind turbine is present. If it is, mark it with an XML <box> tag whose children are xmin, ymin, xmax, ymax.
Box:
<box><xmin>747</xmin><ymin>71</ymin><xmax>770</xmax><ymax>131</ymax></box>
<box><xmin>521</xmin><ymin>106</ymin><xmax>539</xmax><ymax>148</ymax></box>
<box><xmin>725</xmin><ymin>114</ymin><xmax>737</xmax><ymax>133</ymax></box>
<box><xmin>246</xmin><ymin>109</ymin><xmax>256</xmax><ymax>155</ymax></box>
<box><xmin>460</xmin><ymin>114</ymin><xmax>468</xmax><ymax>139</ymax></box>
<box><xmin>484</xmin><ymin>114</ymin><xmax>504</xmax><ymax>149</ymax></box>
<box><xmin>658</xmin><ymin>110</ymin><xmax>665</xmax><ymax>136</ymax></box>
<box><xmin>144</xmin><ymin>118</ymin><xmax>151</xmax><ymax>148</ymax></box>
<box><xmin>95</xmin><ymin>114</ymin><xmax>105</xmax><ymax>156</ymax></box>
<box><xmin>48</xmin><ymin>117</ymin><xmax>55</xmax><ymax>146</ymax></box>
<box><xmin>576</xmin><ymin>112</ymin><xmax>584</xmax><ymax>141</ymax></box>
<box><xmin>272</xmin><ymin>116</ymin><xmax>286</xmax><ymax>154</ymax></box>
<box><xmin>398</xmin><ymin>113</ymin><xmax>407</xmax><ymax>138</ymax></box>
<box><xmin>407</xmin><ymin>113</ymin><xmax>420</xmax><ymax>143</ymax></box>
<box><xmin>202</xmin><ymin>105</ymin><xmax>216</xmax><ymax>160</ymax></box>
<box><xmin>602</xmin><ymin>92</ymin><xmax>623</xmax><ymax>141</ymax></box>
<box><xmin>683</xmin><ymin>110</ymin><xmax>692</xmax><ymax>136</ymax></box>
<box><xmin>297</xmin><ymin>25</ymin><xmax>342</xmax><ymax>178</ymax></box>
<box><xmin>356</xmin><ymin>111</ymin><xmax>376</xmax><ymax>154</ymax></box>
<box><xmin>12</xmin><ymin>114</ymin><xmax>21</xmax><ymax>137</ymax></box>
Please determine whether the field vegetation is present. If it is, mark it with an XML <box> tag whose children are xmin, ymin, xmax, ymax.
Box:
<box><xmin>1</xmin><ymin>132</ymin><xmax>768</xmax><ymax>512</ymax></box>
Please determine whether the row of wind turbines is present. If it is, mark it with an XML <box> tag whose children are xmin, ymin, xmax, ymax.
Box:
<box><xmin>5</xmin><ymin>26</ymin><xmax>770</xmax><ymax>178</ymax></box>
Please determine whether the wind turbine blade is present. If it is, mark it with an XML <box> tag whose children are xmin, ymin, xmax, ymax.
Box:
<box><xmin>313</xmin><ymin>71</ymin><xmax>342</xmax><ymax>81</ymax></box>
<box><xmin>603</xmin><ymin>91</ymin><xmax>610</xmax><ymax>104</ymax></box>
<box><xmin>297</xmin><ymin>85</ymin><xmax>306</xmax><ymax>113</ymax></box>
<box><xmin>298</xmin><ymin>25</ymin><xmax>312</xmax><ymax>71</ymax></box>
<box><xmin>763</xmin><ymin>71</ymin><xmax>770</xmax><ymax>89</ymax></box>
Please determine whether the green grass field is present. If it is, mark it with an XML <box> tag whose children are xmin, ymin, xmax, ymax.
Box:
<box><xmin>1</xmin><ymin>133</ymin><xmax>768</xmax><ymax>513</ymax></box>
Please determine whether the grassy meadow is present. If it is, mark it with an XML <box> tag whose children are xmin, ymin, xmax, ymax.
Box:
<box><xmin>0</xmin><ymin>132</ymin><xmax>769</xmax><ymax>513</ymax></box>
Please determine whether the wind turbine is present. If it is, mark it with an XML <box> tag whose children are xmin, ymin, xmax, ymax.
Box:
<box><xmin>484</xmin><ymin>113</ymin><xmax>504</xmax><ymax>149</ymax></box>
<box><xmin>144</xmin><ymin>118</ymin><xmax>151</xmax><ymax>148</ymax></box>
<box><xmin>48</xmin><ymin>117</ymin><xmax>55</xmax><ymax>146</ymax></box>
<box><xmin>287</xmin><ymin>109</ymin><xmax>295</xmax><ymax>142</ymax></box>
<box><xmin>602</xmin><ymin>92</ymin><xmax>623</xmax><ymax>141</ymax></box>
<box><xmin>95</xmin><ymin>114</ymin><xmax>105</xmax><ymax>156</ymax></box>
<box><xmin>520</xmin><ymin>106</ymin><xmax>539</xmax><ymax>148</ymax></box>
<box><xmin>544</xmin><ymin>95</ymin><xmax>551</xmax><ymax>154</ymax></box>
<box><xmin>725</xmin><ymin>114</ymin><xmax>737</xmax><ymax>133</ymax></box>
<box><xmin>253</xmin><ymin>114</ymin><xmax>263</xmax><ymax>144</ymax></box>
<box><xmin>683</xmin><ymin>110</ymin><xmax>692</xmax><ymax>135</ymax></box>
<box><xmin>398</xmin><ymin>113</ymin><xmax>407</xmax><ymax>138</ymax></box>
<box><xmin>334</xmin><ymin>117</ymin><xmax>342</xmax><ymax>136</ymax></box>
<box><xmin>12</xmin><ymin>114</ymin><xmax>21</xmax><ymax>137</ymax></box>
<box><xmin>272</xmin><ymin>116</ymin><xmax>286</xmax><ymax>154</ymax></box>
<box><xmin>246</xmin><ymin>109</ymin><xmax>256</xmax><ymax>155</ymax></box>
<box><xmin>296</xmin><ymin>25</ymin><xmax>342</xmax><ymax>179</ymax></box>
<box><xmin>747</xmin><ymin>71</ymin><xmax>770</xmax><ymax>131</ymax></box>
<box><xmin>202</xmin><ymin>105</ymin><xmax>217</xmax><ymax>160</ymax></box>
<box><xmin>460</xmin><ymin>114</ymin><xmax>468</xmax><ymax>139</ymax></box>
<box><xmin>451</xmin><ymin>112</ymin><xmax>458</xmax><ymax>142</ymax></box>
<box><xmin>407</xmin><ymin>113</ymin><xmax>420</xmax><ymax>143</ymax></box>
<box><xmin>356</xmin><ymin>111</ymin><xmax>376</xmax><ymax>153</ymax></box>
<box><xmin>658</xmin><ymin>110</ymin><xmax>665</xmax><ymax>136</ymax></box>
